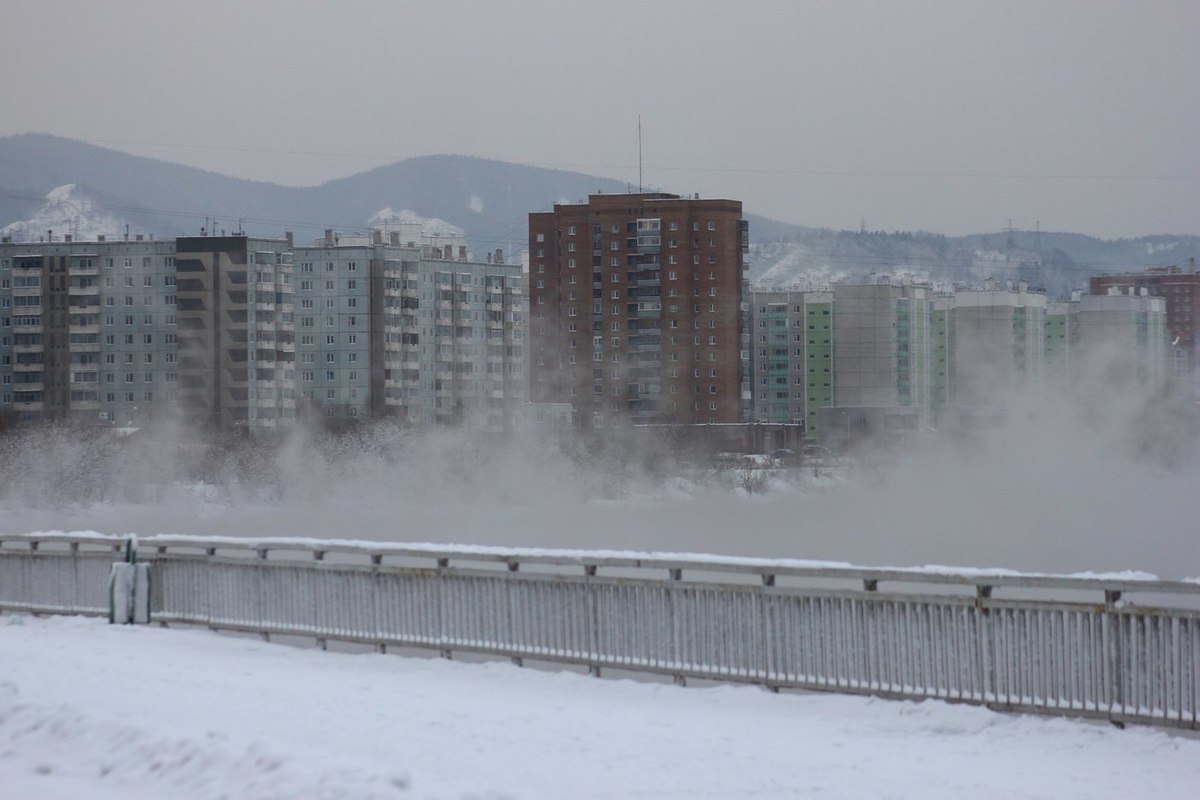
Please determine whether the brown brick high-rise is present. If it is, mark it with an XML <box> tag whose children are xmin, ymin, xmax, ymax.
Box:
<box><xmin>529</xmin><ymin>193</ymin><xmax>749</xmax><ymax>429</ymax></box>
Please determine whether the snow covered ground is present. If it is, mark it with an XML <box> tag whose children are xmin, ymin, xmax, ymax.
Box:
<box><xmin>3</xmin><ymin>614</ymin><xmax>1197</xmax><ymax>799</ymax></box>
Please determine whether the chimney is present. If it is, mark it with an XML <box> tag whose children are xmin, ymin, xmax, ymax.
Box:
<box><xmin>458</xmin><ymin>245</ymin><xmax>467</xmax><ymax>261</ymax></box>
<box><xmin>97</xmin><ymin>235</ymin><xmax>105</xmax><ymax>242</ymax></box>
<box><xmin>390</xmin><ymin>231</ymin><xmax>400</xmax><ymax>246</ymax></box>
<box><xmin>372</xmin><ymin>229</ymin><xmax>383</xmax><ymax>245</ymax></box>
<box><xmin>136</xmin><ymin>234</ymin><xmax>144</xmax><ymax>241</ymax></box>
<box><xmin>494</xmin><ymin>248</ymin><xmax>503</xmax><ymax>265</ymax></box>
<box><xmin>324</xmin><ymin>228</ymin><xmax>334</xmax><ymax>247</ymax></box>
<box><xmin>285</xmin><ymin>231</ymin><xmax>294</xmax><ymax>248</ymax></box>
<box><xmin>1018</xmin><ymin>279</ymin><xmax>1028</xmax><ymax>293</ymax></box>
<box><xmin>65</xmin><ymin>235</ymin><xmax>72</xmax><ymax>243</ymax></box>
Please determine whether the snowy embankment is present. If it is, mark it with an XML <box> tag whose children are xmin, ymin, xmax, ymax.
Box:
<box><xmin>2</xmin><ymin>615</ymin><xmax>1197</xmax><ymax>799</ymax></box>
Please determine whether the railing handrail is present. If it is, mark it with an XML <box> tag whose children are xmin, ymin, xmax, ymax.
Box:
<box><xmin>4</xmin><ymin>531</ymin><xmax>1198</xmax><ymax>599</ymax></box>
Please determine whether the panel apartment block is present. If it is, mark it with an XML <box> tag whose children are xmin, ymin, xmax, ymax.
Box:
<box><xmin>948</xmin><ymin>283</ymin><xmax>1046</xmax><ymax>406</ymax></box>
<box><xmin>1090</xmin><ymin>266</ymin><xmax>1199</xmax><ymax>381</ymax></box>
<box><xmin>529</xmin><ymin>193</ymin><xmax>748</xmax><ymax>428</ymax></box>
<box><xmin>749</xmin><ymin>290</ymin><xmax>804</xmax><ymax>423</ymax></box>
<box><xmin>294</xmin><ymin>237</ymin><xmax>525</xmax><ymax>427</ymax></box>
<box><xmin>0</xmin><ymin>236</ymin><xmax>178</xmax><ymax>425</ymax></box>
<box><xmin>2</xmin><ymin>232</ymin><xmax>526</xmax><ymax>433</ymax></box>
<box><xmin>174</xmin><ymin>235</ymin><xmax>297</xmax><ymax>433</ymax></box>
<box><xmin>832</xmin><ymin>282</ymin><xmax>933</xmax><ymax>412</ymax></box>
<box><xmin>1072</xmin><ymin>292</ymin><xmax>1168</xmax><ymax>389</ymax></box>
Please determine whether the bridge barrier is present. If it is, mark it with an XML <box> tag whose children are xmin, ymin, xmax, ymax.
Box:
<box><xmin>2</xmin><ymin>532</ymin><xmax>1198</xmax><ymax>729</ymax></box>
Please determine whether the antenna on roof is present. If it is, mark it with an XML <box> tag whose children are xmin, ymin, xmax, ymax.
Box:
<box><xmin>638</xmin><ymin>113</ymin><xmax>643</xmax><ymax>193</ymax></box>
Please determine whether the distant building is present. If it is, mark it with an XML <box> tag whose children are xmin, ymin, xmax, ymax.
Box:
<box><xmin>1</xmin><ymin>230</ymin><xmax>525</xmax><ymax>433</ymax></box>
<box><xmin>1044</xmin><ymin>299</ymin><xmax>1074</xmax><ymax>383</ymax></box>
<box><xmin>1071</xmin><ymin>290</ymin><xmax>1168</xmax><ymax>390</ymax></box>
<box><xmin>748</xmin><ymin>290</ymin><xmax>803</xmax><ymax>424</ymax></box>
<box><xmin>528</xmin><ymin>193</ymin><xmax>749</xmax><ymax>429</ymax></box>
<box><xmin>293</xmin><ymin>232</ymin><xmax>524</xmax><ymax>427</ymax></box>
<box><xmin>1090</xmin><ymin>265</ymin><xmax>1199</xmax><ymax>383</ymax></box>
<box><xmin>0</xmin><ymin>235</ymin><xmax>177</xmax><ymax>425</ymax></box>
<box><xmin>174</xmin><ymin>235</ymin><xmax>297</xmax><ymax>433</ymax></box>
<box><xmin>749</xmin><ymin>282</ymin><xmax>946</xmax><ymax>441</ymax></box>
<box><xmin>947</xmin><ymin>280</ymin><xmax>1046</xmax><ymax>406</ymax></box>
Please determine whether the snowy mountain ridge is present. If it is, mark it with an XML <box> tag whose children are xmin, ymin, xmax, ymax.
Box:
<box><xmin>0</xmin><ymin>184</ymin><xmax>138</xmax><ymax>243</ymax></box>
<box><xmin>367</xmin><ymin>207</ymin><xmax>464</xmax><ymax>238</ymax></box>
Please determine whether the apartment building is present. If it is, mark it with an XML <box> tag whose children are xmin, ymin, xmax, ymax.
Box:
<box><xmin>293</xmin><ymin>233</ymin><xmax>524</xmax><ymax>427</ymax></box>
<box><xmin>528</xmin><ymin>193</ymin><xmax>749</xmax><ymax>428</ymax></box>
<box><xmin>0</xmin><ymin>235</ymin><xmax>178</xmax><ymax>425</ymax></box>
<box><xmin>1044</xmin><ymin>300</ymin><xmax>1073</xmax><ymax>383</ymax></box>
<box><xmin>173</xmin><ymin>235</ymin><xmax>297</xmax><ymax>433</ymax></box>
<box><xmin>749</xmin><ymin>291</ymin><xmax>801</xmax><ymax>423</ymax></box>
<box><xmin>1</xmin><ymin>231</ymin><xmax>525</xmax><ymax>433</ymax></box>
<box><xmin>947</xmin><ymin>281</ymin><xmax>1046</xmax><ymax>406</ymax></box>
<box><xmin>1072</xmin><ymin>290</ymin><xmax>1168</xmax><ymax>389</ymax></box>
<box><xmin>1090</xmin><ymin>265</ymin><xmax>1198</xmax><ymax>381</ymax></box>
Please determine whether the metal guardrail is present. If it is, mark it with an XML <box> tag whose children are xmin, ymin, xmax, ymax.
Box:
<box><xmin>2</xmin><ymin>532</ymin><xmax>1198</xmax><ymax>729</ymax></box>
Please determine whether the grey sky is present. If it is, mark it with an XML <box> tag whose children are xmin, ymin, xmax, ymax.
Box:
<box><xmin>3</xmin><ymin>0</ymin><xmax>1196</xmax><ymax>238</ymax></box>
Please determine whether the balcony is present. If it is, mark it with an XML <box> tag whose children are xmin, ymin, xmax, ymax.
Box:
<box><xmin>69</xmin><ymin>285</ymin><xmax>101</xmax><ymax>296</ymax></box>
<box><xmin>12</xmin><ymin>361</ymin><xmax>43</xmax><ymax>372</ymax></box>
<box><xmin>68</xmin><ymin>261</ymin><xmax>100</xmax><ymax>276</ymax></box>
<box><xmin>11</xmin><ymin>285</ymin><xmax>41</xmax><ymax>297</ymax></box>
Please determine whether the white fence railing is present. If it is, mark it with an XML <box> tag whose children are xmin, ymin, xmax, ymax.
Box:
<box><xmin>2</xmin><ymin>532</ymin><xmax>1199</xmax><ymax>729</ymax></box>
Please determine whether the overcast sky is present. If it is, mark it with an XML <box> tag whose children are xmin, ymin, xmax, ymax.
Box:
<box><xmin>2</xmin><ymin>0</ymin><xmax>1196</xmax><ymax>238</ymax></box>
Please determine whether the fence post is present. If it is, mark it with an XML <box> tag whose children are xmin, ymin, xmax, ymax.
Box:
<box><xmin>108</xmin><ymin>536</ymin><xmax>150</xmax><ymax>624</ymax></box>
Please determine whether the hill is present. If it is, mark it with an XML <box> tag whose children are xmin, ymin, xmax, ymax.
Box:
<box><xmin>2</xmin><ymin>134</ymin><xmax>1196</xmax><ymax>296</ymax></box>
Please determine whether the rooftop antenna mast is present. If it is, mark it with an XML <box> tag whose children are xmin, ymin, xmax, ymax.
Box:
<box><xmin>638</xmin><ymin>114</ymin><xmax>643</xmax><ymax>193</ymax></box>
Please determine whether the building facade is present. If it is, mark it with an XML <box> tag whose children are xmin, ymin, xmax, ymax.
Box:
<box><xmin>293</xmin><ymin>234</ymin><xmax>524</xmax><ymax>427</ymax></box>
<box><xmin>174</xmin><ymin>235</ymin><xmax>297</xmax><ymax>433</ymax></box>
<box><xmin>528</xmin><ymin>193</ymin><xmax>749</xmax><ymax>428</ymax></box>
<box><xmin>947</xmin><ymin>281</ymin><xmax>1046</xmax><ymax>406</ymax></box>
<box><xmin>1071</xmin><ymin>290</ymin><xmax>1168</xmax><ymax>390</ymax></box>
<box><xmin>1</xmin><ymin>235</ymin><xmax>178</xmax><ymax>425</ymax></box>
<box><xmin>1090</xmin><ymin>265</ymin><xmax>1199</xmax><ymax>384</ymax></box>
<box><xmin>749</xmin><ymin>290</ymin><xmax>803</xmax><ymax>424</ymax></box>
<box><xmin>1</xmin><ymin>232</ymin><xmax>525</xmax><ymax>433</ymax></box>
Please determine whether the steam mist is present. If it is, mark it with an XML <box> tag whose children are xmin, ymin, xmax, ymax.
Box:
<box><xmin>1</xmin><ymin>360</ymin><xmax>1196</xmax><ymax>580</ymax></box>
